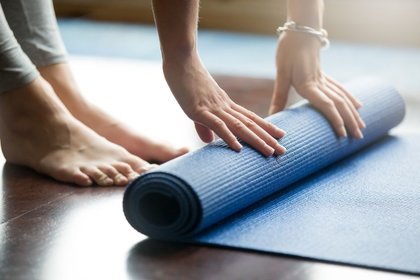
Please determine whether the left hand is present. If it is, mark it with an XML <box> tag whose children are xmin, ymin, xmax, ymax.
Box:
<box><xmin>270</xmin><ymin>31</ymin><xmax>365</xmax><ymax>139</ymax></box>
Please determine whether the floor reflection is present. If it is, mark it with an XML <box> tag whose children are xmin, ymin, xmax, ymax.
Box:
<box><xmin>38</xmin><ymin>190</ymin><xmax>146</xmax><ymax>280</ymax></box>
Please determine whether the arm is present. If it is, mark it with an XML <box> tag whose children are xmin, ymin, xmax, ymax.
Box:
<box><xmin>271</xmin><ymin>0</ymin><xmax>365</xmax><ymax>139</ymax></box>
<box><xmin>152</xmin><ymin>0</ymin><xmax>286</xmax><ymax>157</ymax></box>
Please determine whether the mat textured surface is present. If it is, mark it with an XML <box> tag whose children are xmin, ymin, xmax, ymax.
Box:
<box><xmin>124</xmin><ymin>79</ymin><xmax>420</xmax><ymax>274</ymax></box>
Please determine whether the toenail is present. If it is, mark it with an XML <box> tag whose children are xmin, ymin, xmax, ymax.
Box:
<box><xmin>128</xmin><ymin>172</ymin><xmax>139</xmax><ymax>181</ymax></box>
<box><xmin>115</xmin><ymin>175</ymin><xmax>127</xmax><ymax>184</ymax></box>
<box><xmin>100</xmin><ymin>178</ymin><xmax>113</xmax><ymax>186</ymax></box>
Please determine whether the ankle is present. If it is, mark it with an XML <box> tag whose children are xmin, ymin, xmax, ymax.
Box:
<box><xmin>0</xmin><ymin>78</ymin><xmax>69</xmax><ymax>130</ymax></box>
<box><xmin>39</xmin><ymin>64</ymin><xmax>90</xmax><ymax>118</ymax></box>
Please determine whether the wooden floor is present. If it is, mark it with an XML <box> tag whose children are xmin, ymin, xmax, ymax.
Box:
<box><xmin>0</xmin><ymin>57</ymin><xmax>418</xmax><ymax>280</ymax></box>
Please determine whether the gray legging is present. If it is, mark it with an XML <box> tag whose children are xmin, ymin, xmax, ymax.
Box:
<box><xmin>0</xmin><ymin>0</ymin><xmax>66</xmax><ymax>93</ymax></box>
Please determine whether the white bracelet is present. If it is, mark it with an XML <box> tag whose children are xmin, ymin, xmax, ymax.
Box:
<box><xmin>276</xmin><ymin>21</ymin><xmax>330</xmax><ymax>49</ymax></box>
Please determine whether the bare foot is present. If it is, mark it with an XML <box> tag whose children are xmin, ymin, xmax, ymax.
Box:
<box><xmin>0</xmin><ymin>78</ymin><xmax>153</xmax><ymax>187</ymax></box>
<box><xmin>39</xmin><ymin>63</ymin><xmax>189</xmax><ymax>163</ymax></box>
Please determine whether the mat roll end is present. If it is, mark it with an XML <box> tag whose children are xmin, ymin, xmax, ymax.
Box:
<box><xmin>123</xmin><ymin>172</ymin><xmax>201</xmax><ymax>239</ymax></box>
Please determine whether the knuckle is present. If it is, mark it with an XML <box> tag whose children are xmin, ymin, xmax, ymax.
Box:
<box><xmin>226</xmin><ymin>135</ymin><xmax>237</xmax><ymax>144</ymax></box>
<box><xmin>189</xmin><ymin>108</ymin><xmax>206</xmax><ymax>120</ymax></box>
<box><xmin>248</xmin><ymin>111</ymin><xmax>259</xmax><ymax>120</ymax></box>
<box><xmin>232</xmin><ymin>120</ymin><xmax>245</xmax><ymax>131</ymax></box>
<box><xmin>335</xmin><ymin>120</ymin><xmax>345</xmax><ymax>127</ymax></box>
<box><xmin>323</xmin><ymin>99</ymin><xmax>335</xmax><ymax>108</ymax></box>
<box><xmin>212</xmin><ymin>118</ymin><xmax>225</xmax><ymax>128</ymax></box>
<box><xmin>333</xmin><ymin>97</ymin><xmax>346</xmax><ymax>107</ymax></box>
<box><xmin>243</xmin><ymin>118</ymin><xmax>256</xmax><ymax>128</ymax></box>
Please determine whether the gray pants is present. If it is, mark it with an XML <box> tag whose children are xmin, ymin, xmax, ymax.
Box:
<box><xmin>0</xmin><ymin>0</ymin><xmax>66</xmax><ymax>93</ymax></box>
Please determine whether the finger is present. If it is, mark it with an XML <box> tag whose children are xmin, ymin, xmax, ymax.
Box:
<box><xmin>269</xmin><ymin>72</ymin><xmax>291</xmax><ymax>115</ymax></box>
<box><xmin>320</xmin><ymin>85</ymin><xmax>363</xmax><ymax>139</ymax></box>
<box><xmin>194</xmin><ymin>122</ymin><xmax>214</xmax><ymax>143</ymax></box>
<box><xmin>232</xmin><ymin>104</ymin><xmax>286</xmax><ymax>139</ymax></box>
<box><xmin>326</xmin><ymin>82</ymin><xmax>366</xmax><ymax>129</ymax></box>
<box><xmin>325</xmin><ymin>75</ymin><xmax>363</xmax><ymax>108</ymax></box>
<box><xmin>303</xmin><ymin>87</ymin><xmax>347</xmax><ymax>138</ymax></box>
<box><xmin>219</xmin><ymin>111</ymin><xmax>275</xmax><ymax>157</ymax></box>
<box><xmin>229</xmin><ymin>109</ymin><xmax>286</xmax><ymax>155</ymax></box>
<box><xmin>199</xmin><ymin>111</ymin><xmax>242</xmax><ymax>152</ymax></box>
<box><xmin>80</xmin><ymin>166</ymin><xmax>114</xmax><ymax>186</ymax></box>
<box><xmin>98</xmin><ymin>164</ymin><xmax>128</xmax><ymax>186</ymax></box>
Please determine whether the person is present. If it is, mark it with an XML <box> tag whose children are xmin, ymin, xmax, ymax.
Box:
<box><xmin>0</xmin><ymin>0</ymin><xmax>364</xmax><ymax>187</ymax></box>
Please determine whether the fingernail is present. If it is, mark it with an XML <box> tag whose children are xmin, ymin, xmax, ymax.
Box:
<box><xmin>265</xmin><ymin>145</ymin><xmax>275</xmax><ymax>157</ymax></box>
<box><xmin>360</xmin><ymin>120</ymin><xmax>366</xmax><ymax>129</ymax></box>
<box><xmin>275</xmin><ymin>127</ymin><xmax>286</xmax><ymax>138</ymax></box>
<box><xmin>128</xmin><ymin>172</ymin><xmax>139</xmax><ymax>181</ymax></box>
<box><xmin>275</xmin><ymin>144</ymin><xmax>287</xmax><ymax>155</ymax></box>
<box><xmin>355</xmin><ymin>129</ymin><xmax>364</xmax><ymax>139</ymax></box>
<box><xmin>233</xmin><ymin>141</ymin><xmax>243</xmax><ymax>152</ymax></box>
<box><xmin>148</xmin><ymin>164</ymin><xmax>159</xmax><ymax>170</ymax></box>
<box><xmin>339</xmin><ymin>126</ymin><xmax>347</xmax><ymax>138</ymax></box>
<box><xmin>177</xmin><ymin>147</ymin><xmax>190</xmax><ymax>154</ymax></box>
<box><xmin>115</xmin><ymin>175</ymin><xmax>127</xmax><ymax>185</ymax></box>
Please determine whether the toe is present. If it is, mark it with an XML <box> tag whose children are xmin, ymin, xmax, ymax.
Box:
<box><xmin>112</xmin><ymin>162</ymin><xmax>139</xmax><ymax>182</ymax></box>
<box><xmin>81</xmin><ymin>166</ymin><xmax>114</xmax><ymax>186</ymax></box>
<box><xmin>124</xmin><ymin>155</ymin><xmax>155</xmax><ymax>175</ymax></box>
<box><xmin>51</xmin><ymin>166</ymin><xmax>92</xmax><ymax>187</ymax></box>
<box><xmin>73</xmin><ymin>169</ymin><xmax>93</xmax><ymax>186</ymax></box>
<box><xmin>152</xmin><ymin>145</ymin><xmax>189</xmax><ymax>163</ymax></box>
<box><xmin>98</xmin><ymin>165</ymin><xmax>128</xmax><ymax>186</ymax></box>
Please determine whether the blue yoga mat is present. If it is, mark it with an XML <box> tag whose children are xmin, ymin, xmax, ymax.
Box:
<box><xmin>124</xmin><ymin>78</ymin><xmax>420</xmax><ymax>274</ymax></box>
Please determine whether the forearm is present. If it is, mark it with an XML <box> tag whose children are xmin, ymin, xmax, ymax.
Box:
<box><xmin>287</xmin><ymin>0</ymin><xmax>324</xmax><ymax>29</ymax></box>
<box><xmin>151</xmin><ymin>0</ymin><xmax>199</xmax><ymax>64</ymax></box>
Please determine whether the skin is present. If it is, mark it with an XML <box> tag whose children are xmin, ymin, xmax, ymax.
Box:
<box><xmin>153</xmin><ymin>0</ymin><xmax>365</xmax><ymax>155</ymax></box>
<box><xmin>152</xmin><ymin>0</ymin><xmax>287</xmax><ymax>157</ymax></box>
<box><xmin>0</xmin><ymin>0</ymin><xmax>364</xmax><ymax>186</ymax></box>
<box><xmin>271</xmin><ymin>0</ymin><xmax>365</xmax><ymax>139</ymax></box>
<box><xmin>0</xmin><ymin>66</ymin><xmax>188</xmax><ymax>186</ymax></box>
<box><xmin>0</xmin><ymin>78</ymin><xmax>153</xmax><ymax>186</ymax></box>
<box><xmin>39</xmin><ymin>63</ymin><xmax>189</xmax><ymax>163</ymax></box>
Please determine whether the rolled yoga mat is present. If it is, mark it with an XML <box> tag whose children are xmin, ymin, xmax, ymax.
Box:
<box><xmin>124</xmin><ymin>78</ymin><xmax>420</xmax><ymax>274</ymax></box>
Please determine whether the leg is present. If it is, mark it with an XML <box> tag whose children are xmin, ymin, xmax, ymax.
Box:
<box><xmin>1</xmin><ymin>0</ymin><xmax>66</xmax><ymax>67</ymax></box>
<box><xmin>2</xmin><ymin>0</ymin><xmax>188</xmax><ymax>162</ymax></box>
<box><xmin>40</xmin><ymin>63</ymin><xmax>189</xmax><ymax>163</ymax></box>
<box><xmin>0</xmin><ymin>3</ymin><xmax>150</xmax><ymax>186</ymax></box>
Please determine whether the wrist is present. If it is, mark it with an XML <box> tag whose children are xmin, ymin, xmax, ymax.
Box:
<box><xmin>163</xmin><ymin>49</ymin><xmax>204</xmax><ymax>82</ymax></box>
<box><xmin>287</xmin><ymin>0</ymin><xmax>324</xmax><ymax>29</ymax></box>
<box><xmin>277</xmin><ymin>21</ymin><xmax>329</xmax><ymax>49</ymax></box>
<box><xmin>161</xmin><ymin>42</ymin><xmax>198</xmax><ymax>64</ymax></box>
<box><xmin>279</xmin><ymin>31</ymin><xmax>323</xmax><ymax>52</ymax></box>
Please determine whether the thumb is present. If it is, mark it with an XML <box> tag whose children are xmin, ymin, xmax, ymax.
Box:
<box><xmin>269</xmin><ymin>73</ymin><xmax>290</xmax><ymax>115</ymax></box>
<box><xmin>194</xmin><ymin>122</ymin><xmax>214</xmax><ymax>143</ymax></box>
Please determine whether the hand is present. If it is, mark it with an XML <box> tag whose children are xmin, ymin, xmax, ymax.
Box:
<box><xmin>163</xmin><ymin>55</ymin><xmax>286</xmax><ymax>157</ymax></box>
<box><xmin>270</xmin><ymin>32</ymin><xmax>365</xmax><ymax>139</ymax></box>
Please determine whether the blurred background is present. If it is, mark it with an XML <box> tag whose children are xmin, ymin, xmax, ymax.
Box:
<box><xmin>52</xmin><ymin>0</ymin><xmax>420</xmax><ymax>135</ymax></box>
<box><xmin>54</xmin><ymin>0</ymin><xmax>420</xmax><ymax>47</ymax></box>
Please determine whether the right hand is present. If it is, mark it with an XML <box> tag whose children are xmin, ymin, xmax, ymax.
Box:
<box><xmin>163</xmin><ymin>55</ymin><xmax>286</xmax><ymax>157</ymax></box>
<box><xmin>271</xmin><ymin>31</ymin><xmax>365</xmax><ymax>139</ymax></box>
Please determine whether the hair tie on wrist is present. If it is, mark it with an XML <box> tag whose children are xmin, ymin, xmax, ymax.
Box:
<box><xmin>277</xmin><ymin>21</ymin><xmax>330</xmax><ymax>49</ymax></box>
